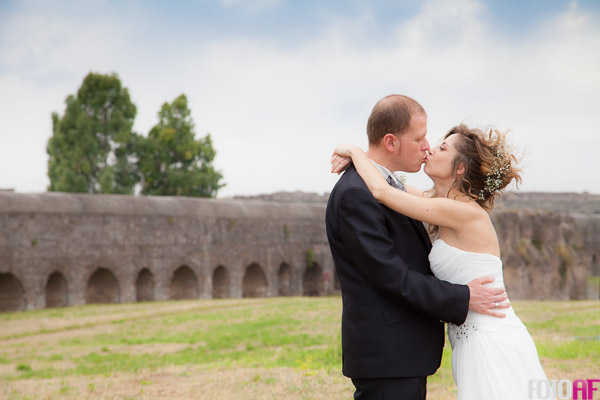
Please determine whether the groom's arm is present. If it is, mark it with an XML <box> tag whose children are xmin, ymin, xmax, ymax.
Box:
<box><xmin>338</xmin><ymin>183</ymin><xmax>469</xmax><ymax>325</ymax></box>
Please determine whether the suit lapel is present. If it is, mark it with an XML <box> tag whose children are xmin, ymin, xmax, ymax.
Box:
<box><xmin>385</xmin><ymin>204</ymin><xmax>432</xmax><ymax>252</ymax></box>
<box><xmin>408</xmin><ymin>217</ymin><xmax>432</xmax><ymax>251</ymax></box>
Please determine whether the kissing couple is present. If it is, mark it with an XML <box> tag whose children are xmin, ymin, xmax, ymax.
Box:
<box><xmin>326</xmin><ymin>95</ymin><xmax>553</xmax><ymax>399</ymax></box>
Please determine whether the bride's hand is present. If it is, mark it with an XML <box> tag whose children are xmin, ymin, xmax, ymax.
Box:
<box><xmin>331</xmin><ymin>144</ymin><xmax>361</xmax><ymax>174</ymax></box>
<box><xmin>331</xmin><ymin>154</ymin><xmax>351</xmax><ymax>174</ymax></box>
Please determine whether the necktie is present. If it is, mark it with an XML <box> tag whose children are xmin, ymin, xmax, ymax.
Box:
<box><xmin>387</xmin><ymin>175</ymin><xmax>406</xmax><ymax>192</ymax></box>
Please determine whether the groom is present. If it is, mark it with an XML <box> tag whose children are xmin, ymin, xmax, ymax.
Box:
<box><xmin>325</xmin><ymin>95</ymin><xmax>508</xmax><ymax>399</ymax></box>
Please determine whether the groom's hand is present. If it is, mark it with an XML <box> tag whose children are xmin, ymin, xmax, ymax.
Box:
<box><xmin>467</xmin><ymin>276</ymin><xmax>509</xmax><ymax>318</ymax></box>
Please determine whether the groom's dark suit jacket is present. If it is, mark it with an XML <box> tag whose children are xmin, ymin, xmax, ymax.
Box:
<box><xmin>326</xmin><ymin>166</ymin><xmax>470</xmax><ymax>378</ymax></box>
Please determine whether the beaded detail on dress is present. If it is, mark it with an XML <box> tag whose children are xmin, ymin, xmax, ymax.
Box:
<box><xmin>449</xmin><ymin>323</ymin><xmax>479</xmax><ymax>341</ymax></box>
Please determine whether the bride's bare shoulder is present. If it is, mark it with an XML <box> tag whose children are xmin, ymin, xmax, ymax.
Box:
<box><xmin>444</xmin><ymin>196</ymin><xmax>490</xmax><ymax>223</ymax></box>
<box><xmin>466</xmin><ymin>199</ymin><xmax>494</xmax><ymax>222</ymax></box>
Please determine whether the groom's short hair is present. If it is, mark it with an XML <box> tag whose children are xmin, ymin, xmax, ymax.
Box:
<box><xmin>367</xmin><ymin>95</ymin><xmax>426</xmax><ymax>145</ymax></box>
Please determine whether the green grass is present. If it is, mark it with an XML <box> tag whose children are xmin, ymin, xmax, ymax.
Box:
<box><xmin>0</xmin><ymin>298</ymin><xmax>598</xmax><ymax>392</ymax></box>
<box><xmin>0</xmin><ymin>298</ymin><xmax>342</xmax><ymax>381</ymax></box>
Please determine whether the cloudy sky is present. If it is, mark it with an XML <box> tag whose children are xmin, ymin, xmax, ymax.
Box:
<box><xmin>1</xmin><ymin>0</ymin><xmax>599</xmax><ymax>197</ymax></box>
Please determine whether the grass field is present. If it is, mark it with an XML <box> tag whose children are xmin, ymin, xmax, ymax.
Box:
<box><xmin>0</xmin><ymin>298</ymin><xmax>598</xmax><ymax>399</ymax></box>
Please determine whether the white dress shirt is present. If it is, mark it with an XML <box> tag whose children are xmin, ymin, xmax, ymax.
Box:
<box><xmin>370</xmin><ymin>160</ymin><xmax>403</xmax><ymax>187</ymax></box>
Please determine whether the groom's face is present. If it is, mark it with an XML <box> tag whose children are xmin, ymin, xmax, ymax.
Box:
<box><xmin>393</xmin><ymin>114</ymin><xmax>430</xmax><ymax>172</ymax></box>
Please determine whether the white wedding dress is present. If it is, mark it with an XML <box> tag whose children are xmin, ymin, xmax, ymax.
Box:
<box><xmin>429</xmin><ymin>239</ymin><xmax>553</xmax><ymax>400</ymax></box>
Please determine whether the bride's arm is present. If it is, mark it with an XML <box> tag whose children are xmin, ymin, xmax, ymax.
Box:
<box><xmin>404</xmin><ymin>183</ymin><xmax>425</xmax><ymax>197</ymax></box>
<box><xmin>331</xmin><ymin>154</ymin><xmax>425</xmax><ymax>197</ymax></box>
<box><xmin>335</xmin><ymin>145</ymin><xmax>477</xmax><ymax>229</ymax></box>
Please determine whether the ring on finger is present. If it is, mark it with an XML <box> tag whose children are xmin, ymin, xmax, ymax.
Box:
<box><xmin>494</xmin><ymin>302</ymin><xmax>498</xmax><ymax>309</ymax></box>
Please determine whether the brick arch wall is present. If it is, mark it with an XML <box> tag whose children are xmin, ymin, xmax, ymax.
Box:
<box><xmin>136</xmin><ymin>268</ymin><xmax>155</xmax><ymax>302</ymax></box>
<box><xmin>2</xmin><ymin>192</ymin><xmax>598</xmax><ymax>312</ymax></box>
<box><xmin>0</xmin><ymin>192</ymin><xmax>334</xmax><ymax>311</ymax></box>
<box><xmin>86</xmin><ymin>267</ymin><xmax>120</xmax><ymax>304</ymax></box>
<box><xmin>276</xmin><ymin>263</ymin><xmax>292</xmax><ymax>296</ymax></box>
<box><xmin>0</xmin><ymin>273</ymin><xmax>25</xmax><ymax>312</ymax></box>
<box><xmin>46</xmin><ymin>271</ymin><xmax>69</xmax><ymax>308</ymax></box>
<box><xmin>212</xmin><ymin>266</ymin><xmax>230</xmax><ymax>299</ymax></box>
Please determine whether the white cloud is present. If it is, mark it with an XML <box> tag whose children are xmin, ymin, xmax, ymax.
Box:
<box><xmin>533</xmin><ymin>1</ymin><xmax>600</xmax><ymax>90</ymax></box>
<box><xmin>217</xmin><ymin>0</ymin><xmax>287</xmax><ymax>12</ymax></box>
<box><xmin>396</xmin><ymin>0</ymin><xmax>486</xmax><ymax>49</ymax></box>
<box><xmin>0</xmin><ymin>0</ymin><xmax>598</xmax><ymax>195</ymax></box>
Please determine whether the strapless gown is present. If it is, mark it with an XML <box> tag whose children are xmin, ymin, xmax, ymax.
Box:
<box><xmin>429</xmin><ymin>239</ymin><xmax>553</xmax><ymax>400</ymax></box>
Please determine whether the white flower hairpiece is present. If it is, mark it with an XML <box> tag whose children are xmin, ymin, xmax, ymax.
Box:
<box><xmin>478</xmin><ymin>147</ymin><xmax>509</xmax><ymax>201</ymax></box>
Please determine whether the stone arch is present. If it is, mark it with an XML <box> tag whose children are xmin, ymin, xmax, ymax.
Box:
<box><xmin>212</xmin><ymin>266</ymin><xmax>230</xmax><ymax>299</ymax></box>
<box><xmin>136</xmin><ymin>268</ymin><xmax>155</xmax><ymax>302</ymax></box>
<box><xmin>303</xmin><ymin>263</ymin><xmax>324</xmax><ymax>296</ymax></box>
<box><xmin>277</xmin><ymin>263</ymin><xmax>292</xmax><ymax>296</ymax></box>
<box><xmin>46</xmin><ymin>271</ymin><xmax>68</xmax><ymax>308</ymax></box>
<box><xmin>85</xmin><ymin>268</ymin><xmax>120</xmax><ymax>304</ymax></box>
<box><xmin>170</xmin><ymin>266</ymin><xmax>198</xmax><ymax>300</ymax></box>
<box><xmin>242</xmin><ymin>263</ymin><xmax>267</xmax><ymax>298</ymax></box>
<box><xmin>0</xmin><ymin>273</ymin><xmax>26</xmax><ymax>312</ymax></box>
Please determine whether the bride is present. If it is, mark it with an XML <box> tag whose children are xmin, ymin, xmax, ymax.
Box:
<box><xmin>331</xmin><ymin>124</ymin><xmax>553</xmax><ymax>400</ymax></box>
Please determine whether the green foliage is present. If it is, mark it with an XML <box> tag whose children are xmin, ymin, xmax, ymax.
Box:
<box><xmin>47</xmin><ymin>72</ymin><xmax>139</xmax><ymax>194</ymax></box>
<box><xmin>16</xmin><ymin>364</ymin><xmax>32</xmax><ymax>372</ymax></box>
<box><xmin>517</xmin><ymin>239</ymin><xmax>531</xmax><ymax>266</ymax></box>
<box><xmin>555</xmin><ymin>243</ymin><xmax>571</xmax><ymax>287</ymax></box>
<box><xmin>47</xmin><ymin>75</ymin><xmax>223</xmax><ymax>198</ymax></box>
<box><xmin>137</xmin><ymin>94</ymin><xmax>224</xmax><ymax>197</ymax></box>
<box><xmin>587</xmin><ymin>276</ymin><xmax>600</xmax><ymax>285</ymax></box>
<box><xmin>47</xmin><ymin>354</ymin><xmax>64</xmax><ymax>361</ymax></box>
<box><xmin>306</xmin><ymin>249</ymin><xmax>315</xmax><ymax>268</ymax></box>
<box><xmin>556</xmin><ymin>243</ymin><xmax>572</xmax><ymax>266</ymax></box>
<box><xmin>283</xmin><ymin>224</ymin><xmax>290</xmax><ymax>239</ymax></box>
<box><xmin>531</xmin><ymin>238</ymin><xmax>543</xmax><ymax>251</ymax></box>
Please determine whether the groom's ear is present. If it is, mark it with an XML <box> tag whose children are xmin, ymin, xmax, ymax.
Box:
<box><xmin>382</xmin><ymin>133</ymin><xmax>397</xmax><ymax>152</ymax></box>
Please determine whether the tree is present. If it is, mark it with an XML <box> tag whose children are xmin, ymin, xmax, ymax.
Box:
<box><xmin>47</xmin><ymin>72</ymin><xmax>139</xmax><ymax>194</ymax></box>
<box><xmin>137</xmin><ymin>94</ymin><xmax>224</xmax><ymax>197</ymax></box>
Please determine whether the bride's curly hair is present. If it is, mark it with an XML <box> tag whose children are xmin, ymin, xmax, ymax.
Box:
<box><xmin>445</xmin><ymin>124</ymin><xmax>522</xmax><ymax>211</ymax></box>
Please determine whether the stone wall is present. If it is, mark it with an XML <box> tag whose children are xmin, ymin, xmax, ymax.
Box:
<box><xmin>493</xmin><ymin>209</ymin><xmax>600</xmax><ymax>300</ymax></box>
<box><xmin>0</xmin><ymin>192</ymin><xmax>336</xmax><ymax>312</ymax></box>
<box><xmin>1</xmin><ymin>191</ymin><xmax>598</xmax><ymax>313</ymax></box>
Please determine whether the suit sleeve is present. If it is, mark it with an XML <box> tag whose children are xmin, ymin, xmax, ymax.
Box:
<box><xmin>337</xmin><ymin>183</ymin><xmax>469</xmax><ymax>325</ymax></box>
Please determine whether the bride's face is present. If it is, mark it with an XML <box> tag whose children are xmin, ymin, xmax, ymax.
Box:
<box><xmin>424</xmin><ymin>134</ymin><xmax>460</xmax><ymax>180</ymax></box>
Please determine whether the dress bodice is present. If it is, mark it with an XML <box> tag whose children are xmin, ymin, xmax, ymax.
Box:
<box><xmin>429</xmin><ymin>239</ymin><xmax>505</xmax><ymax>287</ymax></box>
<box><xmin>429</xmin><ymin>239</ymin><xmax>522</xmax><ymax>331</ymax></box>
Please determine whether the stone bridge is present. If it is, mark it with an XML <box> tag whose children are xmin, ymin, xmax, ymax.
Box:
<box><xmin>1</xmin><ymin>191</ymin><xmax>599</xmax><ymax>313</ymax></box>
<box><xmin>0</xmin><ymin>192</ymin><xmax>336</xmax><ymax>312</ymax></box>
